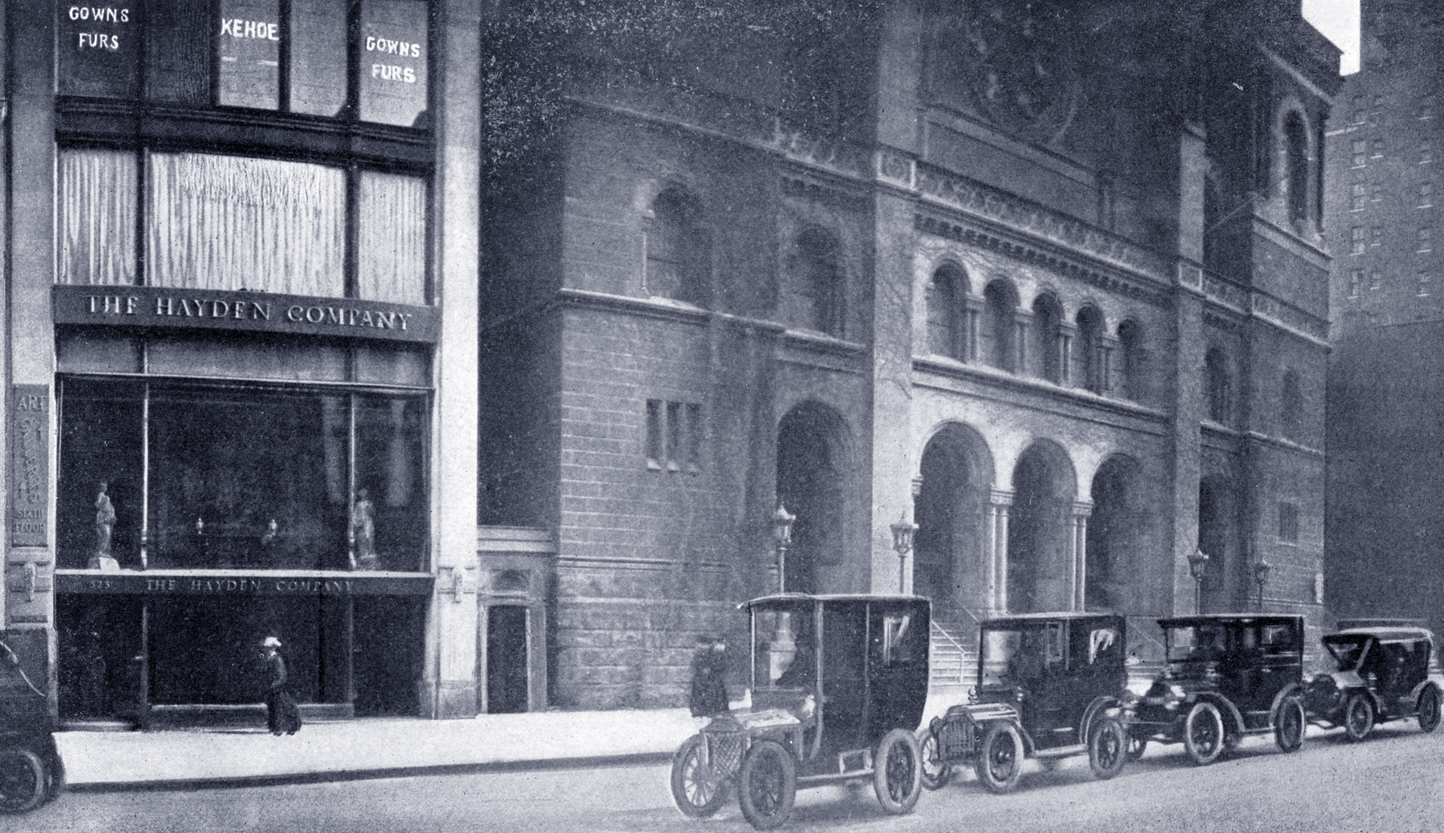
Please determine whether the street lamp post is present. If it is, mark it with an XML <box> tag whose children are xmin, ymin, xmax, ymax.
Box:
<box><xmin>1187</xmin><ymin>549</ymin><xmax>1210</xmax><ymax>614</ymax></box>
<box><xmin>890</xmin><ymin>512</ymin><xmax>918</xmax><ymax>595</ymax></box>
<box><xmin>1254</xmin><ymin>559</ymin><xmax>1272</xmax><ymax>611</ymax></box>
<box><xmin>771</xmin><ymin>502</ymin><xmax>796</xmax><ymax>594</ymax></box>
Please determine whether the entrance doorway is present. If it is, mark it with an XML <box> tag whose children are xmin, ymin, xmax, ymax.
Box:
<box><xmin>486</xmin><ymin>606</ymin><xmax>528</xmax><ymax>714</ymax></box>
<box><xmin>776</xmin><ymin>403</ymin><xmax>848</xmax><ymax>595</ymax></box>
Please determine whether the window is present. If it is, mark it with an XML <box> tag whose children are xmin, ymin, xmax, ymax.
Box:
<box><xmin>58</xmin><ymin>0</ymin><xmax>429</xmax><ymax>128</ymax></box>
<box><xmin>1372</xmin><ymin>226</ymin><xmax>1384</xmax><ymax>247</ymax></box>
<box><xmin>1372</xmin><ymin>183</ymin><xmax>1384</xmax><ymax>203</ymax></box>
<box><xmin>1370</xmin><ymin>270</ymin><xmax>1382</xmax><ymax>290</ymax></box>
<box><xmin>1350</xmin><ymin>226</ymin><xmax>1366</xmax><ymax>255</ymax></box>
<box><xmin>1420</xmin><ymin>270</ymin><xmax>1433</xmax><ymax>297</ymax></box>
<box><xmin>1278</xmin><ymin>502</ymin><xmax>1299</xmax><ymax>544</ymax></box>
<box><xmin>1350</xmin><ymin>182</ymin><xmax>1366</xmax><ymax>211</ymax></box>
<box><xmin>644</xmin><ymin>399</ymin><xmax>701</xmax><ymax>474</ymax></box>
<box><xmin>1422</xmin><ymin>227</ymin><xmax>1435</xmax><ymax>253</ymax></box>
<box><xmin>1118</xmin><ymin>320</ymin><xmax>1144</xmax><ymax>402</ymax></box>
<box><xmin>1076</xmin><ymin>306</ymin><xmax>1106</xmax><ymax>393</ymax></box>
<box><xmin>927</xmin><ymin>265</ymin><xmax>968</xmax><ymax>360</ymax></box>
<box><xmin>1348</xmin><ymin>269</ymin><xmax>1361</xmax><ymax>297</ymax></box>
<box><xmin>1285</xmin><ymin>113</ymin><xmax>1309</xmax><ymax>224</ymax></box>
<box><xmin>1032</xmin><ymin>294</ymin><xmax>1064</xmax><ymax>383</ymax></box>
<box><xmin>1351</xmin><ymin>140</ymin><xmax>1367</xmax><ymax>168</ymax></box>
<box><xmin>1205</xmin><ymin>347</ymin><xmax>1230</xmax><ymax>424</ymax></box>
<box><xmin>1281</xmin><ymin>370</ymin><xmax>1302</xmax><ymax>441</ymax></box>
<box><xmin>1423</xmin><ymin>139</ymin><xmax>1434</xmax><ymax>165</ymax></box>
<box><xmin>1372</xmin><ymin>138</ymin><xmax>1386</xmax><ymax>158</ymax></box>
<box><xmin>57</xmin><ymin>378</ymin><xmax>429</xmax><ymax>571</ymax></box>
<box><xmin>983</xmin><ymin>281</ymin><xmax>1017</xmax><ymax>372</ymax></box>
<box><xmin>787</xmin><ymin>229</ymin><xmax>844</xmax><ymax>337</ymax></box>
<box><xmin>1351</xmin><ymin>95</ymin><xmax>1366</xmax><ymax>125</ymax></box>
<box><xmin>58</xmin><ymin>149</ymin><xmax>426</xmax><ymax>303</ymax></box>
<box><xmin>1420</xmin><ymin>182</ymin><xmax>1434</xmax><ymax>208</ymax></box>
<box><xmin>645</xmin><ymin>189</ymin><xmax>709</xmax><ymax>306</ymax></box>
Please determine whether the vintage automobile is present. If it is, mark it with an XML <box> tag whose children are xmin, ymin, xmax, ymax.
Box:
<box><xmin>1127</xmin><ymin>614</ymin><xmax>1306</xmax><ymax>765</ymax></box>
<box><xmin>1</xmin><ymin>636</ymin><xmax>66</xmax><ymax>814</ymax></box>
<box><xmin>1303</xmin><ymin>624</ymin><xmax>1443</xmax><ymax>740</ymax></box>
<box><xmin>669</xmin><ymin>593</ymin><xmax>929</xmax><ymax>830</ymax></box>
<box><xmin>918</xmin><ymin>612</ymin><xmax>1130</xmax><ymax>793</ymax></box>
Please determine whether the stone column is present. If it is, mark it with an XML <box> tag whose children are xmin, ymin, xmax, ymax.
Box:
<box><xmin>964</xmin><ymin>298</ymin><xmax>983</xmax><ymax>363</ymax></box>
<box><xmin>1070</xmin><ymin>502</ymin><xmax>1093</xmax><ymax>610</ymax></box>
<box><xmin>987</xmin><ymin>490</ymin><xmax>1014</xmax><ymax>615</ymax></box>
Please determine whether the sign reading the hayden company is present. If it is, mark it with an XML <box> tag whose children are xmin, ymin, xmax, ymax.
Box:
<box><xmin>55</xmin><ymin>570</ymin><xmax>435</xmax><ymax>597</ymax></box>
<box><xmin>53</xmin><ymin>285</ymin><xmax>439</xmax><ymax>344</ymax></box>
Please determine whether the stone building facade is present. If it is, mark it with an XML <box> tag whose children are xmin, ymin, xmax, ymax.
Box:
<box><xmin>479</xmin><ymin>0</ymin><xmax>1340</xmax><ymax>709</ymax></box>
<box><xmin>1325</xmin><ymin>0</ymin><xmax>1444</xmax><ymax>633</ymax></box>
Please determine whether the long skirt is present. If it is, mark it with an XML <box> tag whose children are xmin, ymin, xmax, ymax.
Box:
<box><xmin>266</xmin><ymin>690</ymin><xmax>303</xmax><ymax>735</ymax></box>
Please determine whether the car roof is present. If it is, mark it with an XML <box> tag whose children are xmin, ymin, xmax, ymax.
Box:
<box><xmin>1159</xmin><ymin>614</ymin><xmax>1303</xmax><ymax>627</ymax></box>
<box><xmin>982</xmin><ymin>611</ymin><xmax>1125</xmax><ymax>626</ymax></box>
<box><xmin>744</xmin><ymin>593</ymin><xmax>929</xmax><ymax>609</ymax></box>
<box><xmin>1325</xmin><ymin>627</ymin><xmax>1436</xmax><ymax>644</ymax></box>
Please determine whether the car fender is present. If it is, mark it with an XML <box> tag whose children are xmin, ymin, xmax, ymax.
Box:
<box><xmin>1410</xmin><ymin>678</ymin><xmax>1443</xmax><ymax>708</ymax></box>
<box><xmin>1193</xmin><ymin>692</ymin><xmax>1247</xmax><ymax>737</ymax></box>
<box><xmin>1079</xmin><ymin>696</ymin><xmax>1124</xmax><ymax>746</ymax></box>
<box><xmin>1268</xmin><ymin>683</ymin><xmax>1305</xmax><ymax>729</ymax></box>
<box><xmin>974</xmin><ymin>714</ymin><xmax>1037</xmax><ymax>758</ymax></box>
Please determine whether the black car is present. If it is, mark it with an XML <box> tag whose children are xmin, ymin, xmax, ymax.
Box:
<box><xmin>1</xmin><ymin>637</ymin><xmax>66</xmax><ymax>814</ymax></box>
<box><xmin>920</xmin><ymin>612</ymin><xmax>1130</xmax><ymax>793</ymax></box>
<box><xmin>1128</xmin><ymin>614</ymin><xmax>1306</xmax><ymax>765</ymax></box>
<box><xmin>1304</xmin><ymin>625</ymin><xmax>1444</xmax><ymax>740</ymax></box>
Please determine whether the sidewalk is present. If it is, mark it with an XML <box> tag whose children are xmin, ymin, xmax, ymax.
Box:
<box><xmin>56</xmin><ymin>708</ymin><xmax>702</xmax><ymax>792</ymax></box>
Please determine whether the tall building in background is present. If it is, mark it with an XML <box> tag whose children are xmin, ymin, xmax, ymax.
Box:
<box><xmin>1325</xmin><ymin>0</ymin><xmax>1444</xmax><ymax>633</ymax></box>
<box><xmin>481</xmin><ymin>0</ymin><xmax>1340</xmax><ymax>709</ymax></box>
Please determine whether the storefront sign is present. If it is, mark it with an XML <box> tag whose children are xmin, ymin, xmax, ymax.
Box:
<box><xmin>217</xmin><ymin>0</ymin><xmax>282</xmax><ymax>109</ymax></box>
<box><xmin>8</xmin><ymin>386</ymin><xmax>49</xmax><ymax>548</ymax></box>
<box><xmin>358</xmin><ymin>0</ymin><xmax>429</xmax><ymax>126</ymax></box>
<box><xmin>56</xmin><ymin>570</ymin><xmax>435</xmax><ymax>596</ymax></box>
<box><xmin>53</xmin><ymin>285</ymin><xmax>439</xmax><ymax>344</ymax></box>
<box><xmin>58</xmin><ymin>4</ymin><xmax>140</xmax><ymax>98</ymax></box>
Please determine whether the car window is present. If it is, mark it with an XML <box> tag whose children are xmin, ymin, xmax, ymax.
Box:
<box><xmin>754</xmin><ymin>606</ymin><xmax>816</xmax><ymax>689</ymax></box>
<box><xmin>870</xmin><ymin>609</ymin><xmax>925</xmax><ymax>669</ymax></box>
<box><xmin>1070</xmin><ymin>623</ymin><xmax>1121</xmax><ymax>666</ymax></box>
<box><xmin>1261</xmin><ymin>623</ymin><xmax>1299</xmax><ymax>655</ymax></box>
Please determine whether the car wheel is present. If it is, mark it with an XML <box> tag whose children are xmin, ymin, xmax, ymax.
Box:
<box><xmin>1274</xmin><ymin>695</ymin><xmax>1306</xmax><ymax>753</ymax></box>
<box><xmin>669</xmin><ymin>734</ymin><xmax>730</xmax><ymax>818</ymax></box>
<box><xmin>1183</xmin><ymin>702</ymin><xmax>1225</xmax><ymax>766</ymax></box>
<box><xmin>1418</xmin><ymin>686</ymin><xmax>1442</xmax><ymax>734</ymax></box>
<box><xmin>1344</xmin><ymin>692</ymin><xmax>1375</xmax><ymax>742</ymax></box>
<box><xmin>738</xmin><ymin>740</ymin><xmax>796</xmax><ymax>831</ymax></box>
<box><xmin>873</xmin><ymin>728</ymin><xmax>922</xmax><ymax>815</ymax></box>
<box><xmin>1088</xmin><ymin>717</ymin><xmax>1127</xmax><ymax>780</ymax></box>
<box><xmin>1125</xmin><ymin>735</ymin><xmax>1147</xmax><ymax>761</ymax></box>
<box><xmin>919</xmin><ymin>730</ymin><xmax>953</xmax><ymax>790</ymax></box>
<box><xmin>974</xmin><ymin>722</ymin><xmax>1024</xmax><ymax>794</ymax></box>
<box><xmin>0</xmin><ymin>747</ymin><xmax>46</xmax><ymax>815</ymax></box>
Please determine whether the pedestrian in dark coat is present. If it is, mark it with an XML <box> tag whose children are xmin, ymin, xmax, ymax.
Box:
<box><xmin>261</xmin><ymin>637</ymin><xmax>302</xmax><ymax>736</ymax></box>
<box><xmin>689</xmin><ymin>635</ymin><xmax>729</xmax><ymax>718</ymax></box>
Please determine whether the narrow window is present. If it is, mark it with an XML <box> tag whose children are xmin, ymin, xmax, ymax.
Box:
<box><xmin>1118</xmin><ymin>320</ymin><xmax>1144</xmax><ymax>402</ymax></box>
<box><xmin>1351</xmin><ymin>140</ymin><xmax>1367</xmax><ymax>168</ymax></box>
<box><xmin>1348</xmin><ymin>269</ymin><xmax>1361</xmax><ymax>298</ymax></box>
<box><xmin>1420</xmin><ymin>182</ymin><xmax>1434</xmax><ymax>208</ymax></box>
<box><xmin>646</xmin><ymin>189</ymin><xmax>708</xmax><ymax>306</ymax></box>
<box><xmin>645</xmin><ymin>400</ymin><xmax>663</xmax><ymax>471</ymax></box>
<box><xmin>1351</xmin><ymin>226</ymin><xmax>1366</xmax><ymax>255</ymax></box>
<box><xmin>1372</xmin><ymin>138</ymin><xmax>1385</xmax><ymax>158</ymax></box>
<box><xmin>1277</xmin><ymin>502</ymin><xmax>1299</xmax><ymax>544</ymax></box>
<box><xmin>685</xmin><ymin>403</ymin><xmax>702</xmax><ymax>474</ymax></box>
<box><xmin>1281</xmin><ymin>370</ymin><xmax>1302</xmax><ymax>441</ymax></box>
<box><xmin>927</xmin><ymin>266</ymin><xmax>966</xmax><ymax>360</ymax></box>
<box><xmin>1369</xmin><ymin>270</ymin><xmax>1382</xmax><ymax>290</ymax></box>
<box><xmin>789</xmin><ymin>229</ymin><xmax>844</xmax><ymax>337</ymax></box>
<box><xmin>1205</xmin><ymin>347</ymin><xmax>1230</xmax><ymax>424</ymax></box>
<box><xmin>1350</xmin><ymin>183</ymin><xmax>1366</xmax><ymax>211</ymax></box>
<box><xmin>665</xmin><ymin>401</ymin><xmax>682</xmax><ymax>472</ymax></box>
<box><xmin>983</xmin><ymin>281</ymin><xmax>1016</xmax><ymax>372</ymax></box>
<box><xmin>1422</xmin><ymin>139</ymin><xmax>1434</xmax><ymax>165</ymax></box>
<box><xmin>1420</xmin><ymin>271</ymin><xmax>1432</xmax><ymax>297</ymax></box>
<box><xmin>1076</xmin><ymin>306</ymin><xmax>1106</xmax><ymax>393</ymax></box>
<box><xmin>1421</xmin><ymin>227</ymin><xmax>1434</xmax><ymax>253</ymax></box>
<box><xmin>1372</xmin><ymin>226</ymin><xmax>1384</xmax><ymax>246</ymax></box>
<box><xmin>1285</xmin><ymin>113</ymin><xmax>1309</xmax><ymax>224</ymax></box>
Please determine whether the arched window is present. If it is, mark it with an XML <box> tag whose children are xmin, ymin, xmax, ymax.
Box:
<box><xmin>646</xmin><ymin>188</ymin><xmax>708</xmax><ymax>306</ymax></box>
<box><xmin>982</xmin><ymin>281</ymin><xmax>1017</xmax><ymax>372</ymax></box>
<box><xmin>927</xmin><ymin>265</ymin><xmax>968</xmax><ymax>360</ymax></box>
<box><xmin>1281</xmin><ymin>369</ymin><xmax>1302</xmax><ymax>441</ymax></box>
<box><xmin>788</xmin><ymin>228</ymin><xmax>844</xmax><ymax>337</ymax></box>
<box><xmin>1285</xmin><ymin>112</ymin><xmax>1309</xmax><ymax>226</ymax></box>
<box><xmin>1031</xmin><ymin>294</ymin><xmax>1063</xmax><ymax>383</ymax></box>
<box><xmin>1076</xmin><ymin>306</ymin><xmax>1106</xmax><ymax>393</ymax></box>
<box><xmin>1205</xmin><ymin>347</ymin><xmax>1231</xmax><ymax>424</ymax></box>
<box><xmin>1118</xmin><ymin>320</ymin><xmax>1144</xmax><ymax>402</ymax></box>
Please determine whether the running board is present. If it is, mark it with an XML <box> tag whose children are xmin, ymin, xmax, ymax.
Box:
<box><xmin>1032</xmin><ymin>744</ymin><xmax>1086</xmax><ymax>759</ymax></box>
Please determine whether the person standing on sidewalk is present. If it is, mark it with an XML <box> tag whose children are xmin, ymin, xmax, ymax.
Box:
<box><xmin>260</xmin><ymin>636</ymin><xmax>302</xmax><ymax>736</ymax></box>
<box><xmin>688</xmin><ymin>635</ymin><xmax>729</xmax><ymax>719</ymax></box>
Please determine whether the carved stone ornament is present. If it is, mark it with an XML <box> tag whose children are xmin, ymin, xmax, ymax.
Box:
<box><xmin>959</xmin><ymin>0</ymin><xmax>1082</xmax><ymax>145</ymax></box>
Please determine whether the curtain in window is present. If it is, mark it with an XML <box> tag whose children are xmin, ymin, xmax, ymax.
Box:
<box><xmin>59</xmin><ymin>150</ymin><xmax>138</xmax><ymax>286</ymax></box>
<box><xmin>358</xmin><ymin>171</ymin><xmax>427</xmax><ymax>304</ymax></box>
<box><xmin>147</xmin><ymin>152</ymin><xmax>345</xmax><ymax>296</ymax></box>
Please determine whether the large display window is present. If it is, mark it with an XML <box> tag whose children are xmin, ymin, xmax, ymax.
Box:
<box><xmin>57</xmin><ymin>376</ymin><xmax>429</xmax><ymax>573</ymax></box>
<box><xmin>59</xmin><ymin>0</ymin><xmax>429</xmax><ymax>128</ymax></box>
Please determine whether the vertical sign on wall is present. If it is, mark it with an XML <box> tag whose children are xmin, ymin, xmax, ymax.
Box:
<box><xmin>8</xmin><ymin>386</ymin><xmax>49</xmax><ymax>548</ymax></box>
<box><xmin>358</xmin><ymin>0</ymin><xmax>428</xmax><ymax>127</ymax></box>
<box><xmin>58</xmin><ymin>4</ymin><xmax>140</xmax><ymax>98</ymax></box>
<box><xmin>218</xmin><ymin>0</ymin><xmax>283</xmax><ymax>110</ymax></box>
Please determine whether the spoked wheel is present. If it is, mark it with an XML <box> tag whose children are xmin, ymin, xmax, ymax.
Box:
<box><xmin>670</xmin><ymin>734</ymin><xmax>730</xmax><ymax>818</ymax></box>
<box><xmin>873</xmin><ymin>728</ymin><xmax>922</xmax><ymax>815</ymax></box>
<box><xmin>919</xmin><ymin>730</ymin><xmax>953</xmax><ymax>790</ymax></box>
<box><xmin>738</xmin><ymin>740</ymin><xmax>796</xmax><ymax>831</ymax></box>
<box><xmin>1418</xmin><ymin>685</ymin><xmax>1442</xmax><ymax>733</ymax></box>
<box><xmin>1274</xmin><ymin>696</ymin><xmax>1306</xmax><ymax>753</ymax></box>
<box><xmin>974</xmin><ymin>722</ymin><xmax>1024</xmax><ymax>794</ymax></box>
<box><xmin>1088</xmin><ymin>718</ymin><xmax>1127</xmax><ymax>780</ymax></box>
<box><xmin>1344</xmin><ymin>692</ymin><xmax>1375</xmax><ymax>742</ymax></box>
<box><xmin>1125</xmin><ymin>735</ymin><xmax>1148</xmax><ymax>761</ymax></box>
<box><xmin>1183</xmin><ymin>702</ymin><xmax>1225</xmax><ymax>766</ymax></box>
<box><xmin>0</xmin><ymin>747</ymin><xmax>46</xmax><ymax>815</ymax></box>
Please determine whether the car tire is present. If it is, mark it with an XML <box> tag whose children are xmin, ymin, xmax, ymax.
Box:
<box><xmin>919</xmin><ymin>730</ymin><xmax>953</xmax><ymax>790</ymax></box>
<box><xmin>1087</xmin><ymin>717</ymin><xmax>1127</xmax><ymax>780</ymax></box>
<box><xmin>1344</xmin><ymin>692</ymin><xmax>1375</xmax><ymax>742</ymax></box>
<box><xmin>670</xmin><ymin>734</ymin><xmax>731</xmax><ymax>818</ymax></box>
<box><xmin>0</xmin><ymin>746</ymin><xmax>46</xmax><ymax>815</ymax></box>
<box><xmin>1125</xmin><ymin>735</ymin><xmax>1147</xmax><ymax>761</ymax></box>
<box><xmin>974</xmin><ymin>722</ymin><xmax>1024</xmax><ymax>794</ymax></box>
<box><xmin>1274</xmin><ymin>695</ymin><xmax>1306</xmax><ymax>753</ymax></box>
<box><xmin>873</xmin><ymin>728</ymin><xmax>922</xmax><ymax>815</ymax></box>
<box><xmin>1183</xmin><ymin>702</ymin><xmax>1225</xmax><ymax>766</ymax></box>
<box><xmin>1418</xmin><ymin>685</ymin><xmax>1442</xmax><ymax>734</ymax></box>
<box><xmin>738</xmin><ymin>740</ymin><xmax>796</xmax><ymax>831</ymax></box>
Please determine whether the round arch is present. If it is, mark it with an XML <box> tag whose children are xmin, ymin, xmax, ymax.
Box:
<box><xmin>1007</xmin><ymin>439</ymin><xmax>1078</xmax><ymax>613</ymax></box>
<box><xmin>776</xmin><ymin>401</ymin><xmax>853</xmax><ymax>595</ymax></box>
<box><xmin>915</xmin><ymin>422</ymin><xmax>996</xmax><ymax>625</ymax></box>
<box><xmin>1085</xmin><ymin>454</ymin><xmax>1144</xmax><ymax>612</ymax></box>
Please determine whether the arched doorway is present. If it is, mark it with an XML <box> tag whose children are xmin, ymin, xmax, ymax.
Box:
<box><xmin>1198</xmin><ymin>476</ymin><xmax>1237</xmax><ymax>612</ymax></box>
<box><xmin>915</xmin><ymin>424</ymin><xmax>994</xmax><ymax>625</ymax></box>
<box><xmin>1008</xmin><ymin>442</ymin><xmax>1077</xmax><ymax>613</ymax></box>
<box><xmin>777</xmin><ymin>403</ymin><xmax>849</xmax><ymax>595</ymax></box>
<box><xmin>1086</xmin><ymin>455</ymin><xmax>1143</xmax><ymax>612</ymax></box>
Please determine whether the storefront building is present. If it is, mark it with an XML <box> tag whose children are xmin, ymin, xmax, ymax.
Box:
<box><xmin>3</xmin><ymin>1</ymin><xmax>493</xmax><ymax>721</ymax></box>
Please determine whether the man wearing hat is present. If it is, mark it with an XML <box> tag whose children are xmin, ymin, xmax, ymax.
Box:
<box><xmin>688</xmin><ymin>634</ymin><xmax>729</xmax><ymax>719</ymax></box>
<box><xmin>260</xmin><ymin>636</ymin><xmax>301</xmax><ymax>736</ymax></box>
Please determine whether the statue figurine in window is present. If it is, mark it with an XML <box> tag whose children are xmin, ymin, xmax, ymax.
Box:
<box><xmin>90</xmin><ymin>481</ymin><xmax>120</xmax><ymax>571</ymax></box>
<box><xmin>351</xmin><ymin>489</ymin><xmax>378</xmax><ymax>570</ymax></box>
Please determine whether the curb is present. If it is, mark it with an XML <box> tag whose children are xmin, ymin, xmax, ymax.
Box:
<box><xmin>66</xmin><ymin>750</ymin><xmax>676</xmax><ymax>794</ymax></box>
